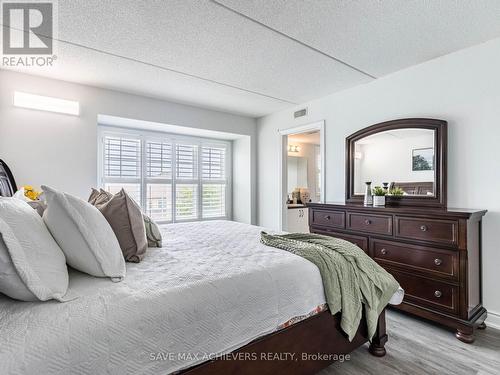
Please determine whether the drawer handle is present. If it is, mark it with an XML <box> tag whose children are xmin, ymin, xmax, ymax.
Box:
<box><xmin>434</xmin><ymin>258</ymin><xmax>443</xmax><ymax>266</ymax></box>
<box><xmin>364</xmin><ymin>219</ymin><xmax>372</xmax><ymax>225</ymax></box>
<box><xmin>324</xmin><ymin>215</ymin><xmax>331</xmax><ymax>220</ymax></box>
<box><xmin>380</xmin><ymin>248</ymin><xmax>387</xmax><ymax>255</ymax></box>
<box><xmin>434</xmin><ymin>290</ymin><xmax>442</xmax><ymax>298</ymax></box>
<box><xmin>420</xmin><ymin>225</ymin><xmax>428</xmax><ymax>232</ymax></box>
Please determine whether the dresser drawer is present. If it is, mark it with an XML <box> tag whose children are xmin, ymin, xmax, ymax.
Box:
<box><xmin>388</xmin><ymin>269</ymin><xmax>459</xmax><ymax>315</ymax></box>
<box><xmin>372</xmin><ymin>239</ymin><xmax>458</xmax><ymax>280</ymax></box>
<box><xmin>347</xmin><ymin>212</ymin><xmax>392</xmax><ymax>236</ymax></box>
<box><xmin>395</xmin><ymin>216</ymin><xmax>458</xmax><ymax>246</ymax></box>
<box><xmin>311</xmin><ymin>209</ymin><xmax>345</xmax><ymax>229</ymax></box>
<box><xmin>311</xmin><ymin>228</ymin><xmax>368</xmax><ymax>253</ymax></box>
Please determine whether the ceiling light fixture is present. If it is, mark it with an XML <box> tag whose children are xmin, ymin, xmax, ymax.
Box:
<box><xmin>13</xmin><ymin>91</ymin><xmax>80</xmax><ymax>116</ymax></box>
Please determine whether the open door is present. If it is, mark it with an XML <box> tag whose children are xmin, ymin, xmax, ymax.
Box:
<box><xmin>278</xmin><ymin>121</ymin><xmax>325</xmax><ymax>232</ymax></box>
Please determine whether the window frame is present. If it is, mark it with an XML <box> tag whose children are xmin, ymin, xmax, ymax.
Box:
<box><xmin>98</xmin><ymin>126</ymin><xmax>232</xmax><ymax>224</ymax></box>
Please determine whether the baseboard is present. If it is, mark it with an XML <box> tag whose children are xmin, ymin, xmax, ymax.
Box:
<box><xmin>486</xmin><ymin>310</ymin><xmax>500</xmax><ymax>330</ymax></box>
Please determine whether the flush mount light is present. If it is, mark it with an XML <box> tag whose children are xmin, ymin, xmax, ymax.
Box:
<box><xmin>13</xmin><ymin>91</ymin><xmax>80</xmax><ymax>116</ymax></box>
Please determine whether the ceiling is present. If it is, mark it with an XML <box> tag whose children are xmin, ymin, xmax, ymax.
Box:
<box><xmin>2</xmin><ymin>0</ymin><xmax>500</xmax><ymax>117</ymax></box>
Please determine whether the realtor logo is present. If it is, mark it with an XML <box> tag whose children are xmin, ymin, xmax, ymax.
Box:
<box><xmin>1</xmin><ymin>0</ymin><xmax>57</xmax><ymax>66</ymax></box>
<box><xmin>2</xmin><ymin>1</ymin><xmax>53</xmax><ymax>54</ymax></box>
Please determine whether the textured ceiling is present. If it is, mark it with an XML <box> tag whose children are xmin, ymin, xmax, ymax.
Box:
<box><xmin>217</xmin><ymin>0</ymin><xmax>500</xmax><ymax>77</ymax></box>
<box><xmin>2</xmin><ymin>0</ymin><xmax>500</xmax><ymax>117</ymax></box>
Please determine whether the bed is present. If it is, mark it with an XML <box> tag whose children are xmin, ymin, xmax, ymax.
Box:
<box><xmin>0</xmin><ymin>220</ymin><xmax>403</xmax><ymax>374</ymax></box>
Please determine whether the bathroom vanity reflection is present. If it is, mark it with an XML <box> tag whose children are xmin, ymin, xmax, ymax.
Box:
<box><xmin>285</xmin><ymin>130</ymin><xmax>322</xmax><ymax>232</ymax></box>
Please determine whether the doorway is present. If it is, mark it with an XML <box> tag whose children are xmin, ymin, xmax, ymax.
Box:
<box><xmin>278</xmin><ymin>121</ymin><xmax>325</xmax><ymax>232</ymax></box>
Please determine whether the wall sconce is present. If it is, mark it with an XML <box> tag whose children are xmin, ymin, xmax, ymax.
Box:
<box><xmin>288</xmin><ymin>145</ymin><xmax>300</xmax><ymax>153</ymax></box>
<box><xmin>13</xmin><ymin>91</ymin><xmax>80</xmax><ymax>116</ymax></box>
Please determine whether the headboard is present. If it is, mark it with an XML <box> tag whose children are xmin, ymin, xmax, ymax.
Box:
<box><xmin>0</xmin><ymin>160</ymin><xmax>17</xmax><ymax>197</ymax></box>
<box><xmin>390</xmin><ymin>181</ymin><xmax>434</xmax><ymax>196</ymax></box>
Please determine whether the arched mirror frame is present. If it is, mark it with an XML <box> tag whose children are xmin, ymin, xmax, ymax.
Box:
<box><xmin>346</xmin><ymin>118</ymin><xmax>447</xmax><ymax>209</ymax></box>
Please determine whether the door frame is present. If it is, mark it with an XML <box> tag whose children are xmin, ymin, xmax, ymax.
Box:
<box><xmin>278</xmin><ymin>120</ymin><xmax>325</xmax><ymax>231</ymax></box>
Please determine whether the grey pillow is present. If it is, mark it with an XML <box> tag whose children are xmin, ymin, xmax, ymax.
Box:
<box><xmin>94</xmin><ymin>189</ymin><xmax>113</xmax><ymax>209</ymax></box>
<box><xmin>88</xmin><ymin>188</ymin><xmax>100</xmax><ymax>205</ymax></box>
<box><xmin>97</xmin><ymin>189</ymin><xmax>148</xmax><ymax>263</ymax></box>
<box><xmin>144</xmin><ymin>215</ymin><xmax>162</xmax><ymax>248</ymax></box>
<box><xmin>89</xmin><ymin>187</ymin><xmax>162</xmax><ymax>248</ymax></box>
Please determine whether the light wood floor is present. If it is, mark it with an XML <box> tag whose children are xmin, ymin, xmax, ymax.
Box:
<box><xmin>321</xmin><ymin>310</ymin><xmax>500</xmax><ymax>375</ymax></box>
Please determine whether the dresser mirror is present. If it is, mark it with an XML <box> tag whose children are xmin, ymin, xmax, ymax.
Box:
<box><xmin>346</xmin><ymin>118</ymin><xmax>447</xmax><ymax>208</ymax></box>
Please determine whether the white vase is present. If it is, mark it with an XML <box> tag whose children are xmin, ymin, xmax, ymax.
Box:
<box><xmin>373</xmin><ymin>195</ymin><xmax>386</xmax><ymax>206</ymax></box>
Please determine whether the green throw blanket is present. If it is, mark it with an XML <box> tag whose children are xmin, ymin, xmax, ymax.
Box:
<box><xmin>261</xmin><ymin>232</ymin><xmax>399</xmax><ymax>341</ymax></box>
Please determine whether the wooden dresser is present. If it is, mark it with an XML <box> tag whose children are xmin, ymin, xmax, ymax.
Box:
<box><xmin>307</xmin><ymin>202</ymin><xmax>487</xmax><ymax>343</ymax></box>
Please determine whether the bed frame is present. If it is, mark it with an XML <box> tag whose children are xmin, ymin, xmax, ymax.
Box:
<box><xmin>181</xmin><ymin>309</ymin><xmax>387</xmax><ymax>375</ymax></box>
<box><xmin>0</xmin><ymin>159</ymin><xmax>17</xmax><ymax>197</ymax></box>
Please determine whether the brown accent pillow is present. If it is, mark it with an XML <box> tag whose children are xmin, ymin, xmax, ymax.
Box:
<box><xmin>97</xmin><ymin>189</ymin><xmax>148</xmax><ymax>262</ymax></box>
<box><xmin>94</xmin><ymin>189</ymin><xmax>113</xmax><ymax>209</ymax></box>
<box><xmin>88</xmin><ymin>188</ymin><xmax>100</xmax><ymax>205</ymax></box>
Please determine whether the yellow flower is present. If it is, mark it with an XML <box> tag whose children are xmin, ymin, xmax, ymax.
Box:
<box><xmin>23</xmin><ymin>185</ymin><xmax>41</xmax><ymax>200</ymax></box>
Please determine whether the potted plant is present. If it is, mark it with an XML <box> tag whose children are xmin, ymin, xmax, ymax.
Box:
<box><xmin>388</xmin><ymin>187</ymin><xmax>405</xmax><ymax>198</ymax></box>
<box><xmin>372</xmin><ymin>186</ymin><xmax>386</xmax><ymax>206</ymax></box>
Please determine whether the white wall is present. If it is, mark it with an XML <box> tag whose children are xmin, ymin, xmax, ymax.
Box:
<box><xmin>257</xmin><ymin>37</ymin><xmax>500</xmax><ymax>327</ymax></box>
<box><xmin>232</xmin><ymin>136</ymin><xmax>253</xmax><ymax>224</ymax></box>
<box><xmin>0</xmin><ymin>70</ymin><xmax>257</xmax><ymax>223</ymax></box>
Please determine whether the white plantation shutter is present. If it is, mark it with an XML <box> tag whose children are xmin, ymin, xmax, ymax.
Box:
<box><xmin>146</xmin><ymin>184</ymin><xmax>172</xmax><ymax>222</ymax></box>
<box><xmin>102</xmin><ymin>136</ymin><xmax>142</xmax><ymax>206</ymax></box>
<box><xmin>176</xmin><ymin>184</ymin><xmax>198</xmax><ymax>220</ymax></box>
<box><xmin>202</xmin><ymin>184</ymin><xmax>226</xmax><ymax>218</ymax></box>
<box><xmin>202</xmin><ymin>146</ymin><xmax>225</xmax><ymax>180</ymax></box>
<box><xmin>104</xmin><ymin>136</ymin><xmax>141</xmax><ymax>178</ymax></box>
<box><xmin>147</xmin><ymin>141</ymin><xmax>172</xmax><ymax>179</ymax></box>
<box><xmin>100</xmin><ymin>128</ymin><xmax>230</xmax><ymax>223</ymax></box>
<box><xmin>146</xmin><ymin>141</ymin><xmax>173</xmax><ymax>222</ymax></box>
<box><xmin>176</xmin><ymin>144</ymin><xmax>198</xmax><ymax>180</ymax></box>
<box><xmin>201</xmin><ymin>145</ymin><xmax>227</xmax><ymax>219</ymax></box>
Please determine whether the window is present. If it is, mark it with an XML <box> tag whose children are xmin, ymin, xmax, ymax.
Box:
<box><xmin>99</xmin><ymin>128</ymin><xmax>231</xmax><ymax>223</ymax></box>
<box><xmin>202</xmin><ymin>146</ymin><xmax>226</xmax><ymax>219</ymax></box>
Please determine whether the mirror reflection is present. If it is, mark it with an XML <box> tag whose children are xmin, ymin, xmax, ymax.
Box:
<box><xmin>286</xmin><ymin>132</ymin><xmax>321</xmax><ymax>206</ymax></box>
<box><xmin>354</xmin><ymin>128</ymin><xmax>435</xmax><ymax>196</ymax></box>
<box><xmin>288</xmin><ymin>156</ymin><xmax>308</xmax><ymax>195</ymax></box>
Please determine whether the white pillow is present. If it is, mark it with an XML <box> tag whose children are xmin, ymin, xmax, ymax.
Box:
<box><xmin>41</xmin><ymin>186</ymin><xmax>126</xmax><ymax>282</ymax></box>
<box><xmin>0</xmin><ymin>198</ymin><xmax>70</xmax><ymax>301</ymax></box>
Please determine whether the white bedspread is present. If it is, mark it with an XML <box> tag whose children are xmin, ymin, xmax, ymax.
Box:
<box><xmin>0</xmin><ymin>221</ymin><xmax>326</xmax><ymax>374</ymax></box>
<box><xmin>0</xmin><ymin>220</ymin><xmax>403</xmax><ymax>375</ymax></box>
